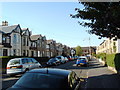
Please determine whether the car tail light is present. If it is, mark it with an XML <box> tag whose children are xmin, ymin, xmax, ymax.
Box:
<box><xmin>84</xmin><ymin>60</ymin><xmax>86</xmax><ymax>62</ymax></box>
<box><xmin>17</xmin><ymin>65</ymin><xmax>23</xmax><ymax>68</ymax></box>
<box><xmin>6</xmin><ymin>67</ymin><xmax>10</xmax><ymax>69</ymax></box>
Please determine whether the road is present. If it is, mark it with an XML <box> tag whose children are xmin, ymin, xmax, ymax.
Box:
<box><xmin>2</xmin><ymin>58</ymin><xmax>120</xmax><ymax>89</ymax></box>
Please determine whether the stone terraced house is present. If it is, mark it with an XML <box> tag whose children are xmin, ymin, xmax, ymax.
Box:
<box><xmin>0</xmin><ymin>21</ymin><xmax>71</xmax><ymax>57</ymax></box>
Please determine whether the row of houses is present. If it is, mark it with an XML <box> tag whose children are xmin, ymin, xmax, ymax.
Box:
<box><xmin>96</xmin><ymin>37</ymin><xmax>120</xmax><ymax>54</ymax></box>
<box><xmin>0</xmin><ymin>21</ymin><xmax>71</xmax><ymax>57</ymax></box>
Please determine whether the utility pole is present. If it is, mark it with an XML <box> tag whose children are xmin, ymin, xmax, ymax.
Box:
<box><xmin>83</xmin><ymin>37</ymin><xmax>91</xmax><ymax>56</ymax></box>
<box><xmin>88</xmin><ymin>37</ymin><xmax>91</xmax><ymax>55</ymax></box>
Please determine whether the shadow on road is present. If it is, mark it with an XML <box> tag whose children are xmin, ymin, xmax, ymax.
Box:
<box><xmin>2</xmin><ymin>78</ymin><xmax>19</xmax><ymax>89</ymax></box>
<box><xmin>86</xmin><ymin>73</ymin><xmax>120</xmax><ymax>88</ymax></box>
<box><xmin>49</xmin><ymin>59</ymin><xmax>107</xmax><ymax>70</ymax></box>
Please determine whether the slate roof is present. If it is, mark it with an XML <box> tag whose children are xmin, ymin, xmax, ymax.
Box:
<box><xmin>46</xmin><ymin>39</ymin><xmax>55</xmax><ymax>44</ymax></box>
<box><xmin>22</xmin><ymin>28</ymin><xmax>28</xmax><ymax>31</ymax></box>
<box><xmin>1</xmin><ymin>25</ymin><xmax>18</xmax><ymax>33</ymax></box>
<box><xmin>30</xmin><ymin>34</ymin><xmax>42</xmax><ymax>41</ymax></box>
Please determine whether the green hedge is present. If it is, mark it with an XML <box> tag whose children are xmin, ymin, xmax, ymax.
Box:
<box><xmin>114</xmin><ymin>53</ymin><xmax>120</xmax><ymax>70</ymax></box>
<box><xmin>96</xmin><ymin>53</ymin><xmax>107</xmax><ymax>63</ymax></box>
<box><xmin>96</xmin><ymin>53</ymin><xmax>120</xmax><ymax>70</ymax></box>
<box><xmin>106</xmin><ymin>53</ymin><xmax>120</xmax><ymax>70</ymax></box>
<box><xmin>106</xmin><ymin>54</ymin><xmax>115</xmax><ymax>67</ymax></box>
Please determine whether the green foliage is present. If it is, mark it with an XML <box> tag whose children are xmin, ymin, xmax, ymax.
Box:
<box><xmin>71</xmin><ymin>2</ymin><xmax>120</xmax><ymax>39</ymax></box>
<box><xmin>75</xmin><ymin>46</ymin><xmax>82</xmax><ymax>56</ymax></box>
<box><xmin>96</xmin><ymin>53</ymin><xmax>106</xmax><ymax>61</ymax></box>
<box><xmin>92</xmin><ymin>53</ymin><xmax>96</xmax><ymax>57</ymax></box>
<box><xmin>106</xmin><ymin>53</ymin><xmax>120</xmax><ymax>70</ymax></box>
<box><xmin>106</xmin><ymin>54</ymin><xmax>115</xmax><ymax>67</ymax></box>
<box><xmin>0</xmin><ymin>56</ymin><xmax>10</xmax><ymax>58</ymax></box>
<box><xmin>114</xmin><ymin>53</ymin><xmax>120</xmax><ymax>70</ymax></box>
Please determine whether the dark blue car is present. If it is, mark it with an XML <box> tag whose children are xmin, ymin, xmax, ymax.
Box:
<box><xmin>76</xmin><ymin>56</ymin><xmax>88</xmax><ymax>67</ymax></box>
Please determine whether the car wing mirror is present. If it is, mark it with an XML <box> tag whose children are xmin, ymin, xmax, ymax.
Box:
<box><xmin>79</xmin><ymin>78</ymin><xmax>84</xmax><ymax>82</ymax></box>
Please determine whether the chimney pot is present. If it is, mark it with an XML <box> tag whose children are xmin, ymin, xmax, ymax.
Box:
<box><xmin>2</xmin><ymin>21</ymin><xmax>8</xmax><ymax>26</ymax></box>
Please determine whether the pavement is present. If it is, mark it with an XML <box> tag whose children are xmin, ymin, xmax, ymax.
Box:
<box><xmin>85</xmin><ymin>58</ymin><xmax>120</xmax><ymax>89</ymax></box>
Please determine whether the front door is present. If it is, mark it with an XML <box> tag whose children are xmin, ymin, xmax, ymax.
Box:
<box><xmin>3</xmin><ymin>49</ymin><xmax>8</xmax><ymax>56</ymax></box>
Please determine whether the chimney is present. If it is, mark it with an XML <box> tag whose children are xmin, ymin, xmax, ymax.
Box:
<box><xmin>2</xmin><ymin>21</ymin><xmax>8</xmax><ymax>26</ymax></box>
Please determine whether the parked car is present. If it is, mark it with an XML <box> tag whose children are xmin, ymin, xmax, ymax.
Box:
<box><xmin>76</xmin><ymin>56</ymin><xmax>89</xmax><ymax>67</ymax></box>
<box><xmin>71</xmin><ymin>56</ymin><xmax>75</xmax><ymax>60</ymax></box>
<box><xmin>74</xmin><ymin>56</ymin><xmax>78</xmax><ymax>60</ymax></box>
<box><xmin>56</xmin><ymin>56</ymin><xmax>66</xmax><ymax>64</ymax></box>
<box><xmin>67</xmin><ymin>56</ymin><xmax>73</xmax><ymax>61</ymax></box>
<box><xmin>46</xmin><ymin>58</ymin><xmax>61</xmax><ymax>66</ymax></box>
<box><xmin>86</xmin><ymin>55</ymin><xmax>91</xmax><ymax>61</ymax></box>
<box><xmin>6</xmin><ymin>58</ymin><xmax>42</xmax><ymax>75</ymax></box>
<box><xmin>8</xmin><ymin>68</ymin><xmax>81</xmax><ymax>90</ymax></box>
<box><xmin>64</xmin><ymin>57</ymin><xmax>69</xmax><ymax>62</ymax></box>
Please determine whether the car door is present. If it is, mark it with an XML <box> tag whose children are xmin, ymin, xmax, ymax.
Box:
<box><xmin>31</xmin><ymin>58</ymin><xmax>40</xmax><ymax>68</ymax></box>
<box><xmin>26</xmin><ymin>58</ymin><xmax>33</xmax><ymax>70</ymax></box>
<box><xmin>21</xmin><ymin>58</ymin><xmax>29</xmax><ymax>71</ymax></box>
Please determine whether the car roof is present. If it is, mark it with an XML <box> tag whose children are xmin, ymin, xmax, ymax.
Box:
<box><xmin>10</xmin><ymin>58</ymin><xmax>34</xmax><ymax>60</ymax></box>
<box><xmin>28</xmin><ymin>68</ymin><xmax>72</xmax><ymax>77</ymax></box>
<box><xmin>56</xmin><ymin>56</ymin><xmax>63</xmax><ymax>57</ymax></box>
<box><xmin>79</xmin><ymin>56</ymin><xmax>87</xmax><ymax>58</ymax></box>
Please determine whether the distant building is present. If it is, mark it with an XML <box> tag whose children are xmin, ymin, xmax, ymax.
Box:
<box><xmin>21</xmin><ymin>28</ymin><xmax>31</xmax><ymax>57</ymax></box>
<box><xmin>96</xmin><ymin>38</ymin><xmax>120</xmax><ymax>54</ymax></box>
<box><xmin>56</xmin><ymin>43</ymin><xmax>63</xmax><ymax>56</ymax></box>
<box><xmin>30</xmin><ymin>35</ymin><xmax>47</xmax><ymax>57</ymax></box>
<box><xmin>81</xmin><ymin>46</ymin><xmax>96</xmax><ymax>56</ymax></box>
<box><xmin>46</xmin><ymin>39</ymin><xmax>57</xmax><ymax>57</ymax></box>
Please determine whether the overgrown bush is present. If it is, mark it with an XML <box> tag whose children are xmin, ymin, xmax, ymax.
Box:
<box><xmin>114</xmin><ymin>53</ymin><xmax>120</xmax><ymax>70</ymax></box>
<box><xmin>96</xmin><ymin>53</ymin><xmax>107</xmax><ymax>64</ymax></box>
<box><xmin>106</xmin><ymin>53</ymin><xmax>120</xmax><ymax>71</ymax></box>
<box><xmin>106</xmin><ymin>54</ymin><xmax>115</xmax><ymax>67</ymax></box>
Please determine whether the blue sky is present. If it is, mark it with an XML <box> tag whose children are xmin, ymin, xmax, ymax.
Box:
<box><xmin>1</xmin><ymin>2</ymin><xmax>105</xmax><ymax>47</ymax></box>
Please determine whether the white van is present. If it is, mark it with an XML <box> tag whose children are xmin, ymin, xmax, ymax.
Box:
<box><xmin>6</xmin><ymin>58</ymin><xmax>42</xmax><ymax>75</ymax></box>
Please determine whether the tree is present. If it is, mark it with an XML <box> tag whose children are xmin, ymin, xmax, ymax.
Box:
<box><xmin>70</xmin><ymin>2</ymin><xmax>120</xmax><ymax>39</ymax></box>
<box><xmin>75</xmin><ymin>46</ymin><xmax>82</xmax><ymax>56</ymax></box>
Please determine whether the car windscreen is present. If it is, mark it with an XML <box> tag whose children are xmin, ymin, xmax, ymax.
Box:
<box><xmin>79</xmin><ymin>58</ymin><xmax>86</xmax><ymax>60</ymax></box>
<box><xmin>14</xmin><ymin>72</ymin><xmax>67</xmax><ymax>88</ymax></box>
<box><xmin>8</xmin><ymin>59</ymin><xmax>20</xmax><ymax>65</ymax></box>
<box><xmin>56</xmin><ymin>57</ymin><xmax>61</xmax><ymax>59</ymax></box>
<box><xmin>48</xmin><ymin>59</ymin><xmax>56</xmax><ymax>62</ymax></box>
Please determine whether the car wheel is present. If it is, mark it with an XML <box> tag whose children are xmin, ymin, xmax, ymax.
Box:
<box><xmin>54</xmin><ymin>63</ymin><xmax>57</xmax><ymax>66</ymax></box>
<box><xmin>9</xmin><ymin>74</ymin><xmax>16</xmax><ymax>77</ymax></box>
<box><xmin>76</xmin><ymin>64</ymin><xmax>78</xmax><ymax>66</ymax></box>
<box><xmin>25</xmin><ymin>68</ymin><xmax>29</xmax><ymax>73</ymax></box>
<box><xmin>39</xmin><ymin>66</ymin><xmax>42</xmax><ymax>68</ymax></box>
<box><xmin>84</xmin><ymin>64</ymin><xmax>87</xmax><ymax>67</ymax></box>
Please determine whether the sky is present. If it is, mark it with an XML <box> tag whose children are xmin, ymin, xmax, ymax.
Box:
<box><xmin>1</xmin><ymin>2</ymin><xmax>105</xmax><ymax>47</ymax></box>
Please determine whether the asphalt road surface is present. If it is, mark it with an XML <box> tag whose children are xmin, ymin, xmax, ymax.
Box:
<box><xmin>2</xmin><ymin>58</ymin><xmax>120</xmax><ymax>89</ymax></box>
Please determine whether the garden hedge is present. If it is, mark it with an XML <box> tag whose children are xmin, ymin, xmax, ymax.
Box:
<box><xmin>106</xmin><ymin>53</ymin><xmax>120</xmax><ymax>71</ymax></box>
<box><xmin>95</xmin><ymin>53</ymin><xmax>120</xmax><ymax>71</ymax></box>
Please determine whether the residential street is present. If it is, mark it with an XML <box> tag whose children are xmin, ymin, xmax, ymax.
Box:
<box><xmin>2</xmin><ymin>58</ymin><xmax>120</xmax><ymax>89</ymax></box>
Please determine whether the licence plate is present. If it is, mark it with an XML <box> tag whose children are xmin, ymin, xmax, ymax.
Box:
<box><xmin>80</xmin><ymin>63</ymin><xmax>84</xmax><ymax>65</ymax></box>
<box><xmin>11</xmin><ymin>67</ymin><xmax>17</xmax><ymax>68</ymax></box>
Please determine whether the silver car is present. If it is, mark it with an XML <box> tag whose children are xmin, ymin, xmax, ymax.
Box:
<box><xmin>6</xmin><ymin>58</ymin><xmax>42</xmax><ymax>75</ymax></box>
